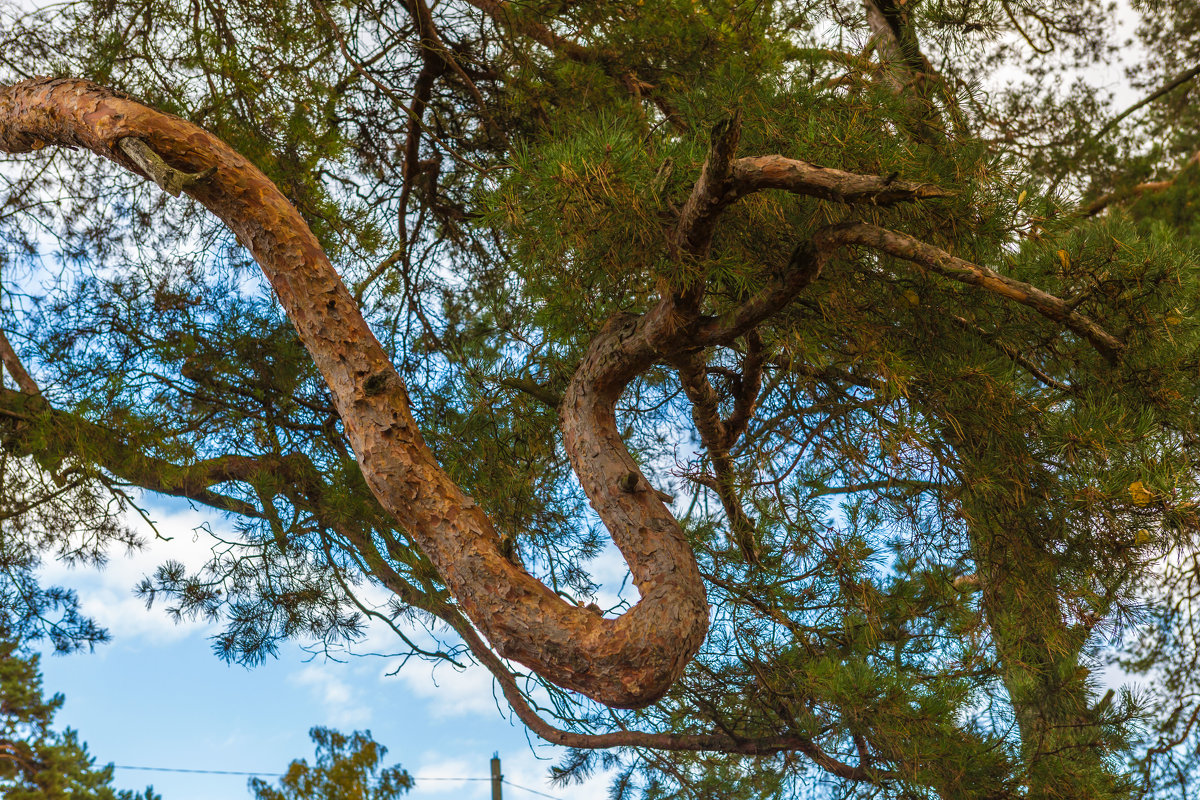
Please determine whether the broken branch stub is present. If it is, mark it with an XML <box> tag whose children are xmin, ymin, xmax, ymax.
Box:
<box><xmin>118</xmin><ymin>137</ymin><xmax>216</xmax><ymax>196</ymax></box>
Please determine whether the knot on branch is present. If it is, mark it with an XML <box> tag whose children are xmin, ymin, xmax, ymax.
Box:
<box><xmin>616</xmin><ymin>471</ymin><xmax>674</xmax><ymax>503</ymax></box>
<box><xmin>363</xmin><ymin>371</ymin><xmax>392</xmax><ymax>397</ymax></box>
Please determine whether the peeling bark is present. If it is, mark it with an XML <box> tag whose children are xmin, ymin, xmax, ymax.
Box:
<box><xmin>0</xmin><ymin>77</ymin><xmax>707</xmax><ymax>708</ymax></box>
<box><xmin>0</xmin><ymin>76</ymin><xmax>1124</xmax><ymax>714</ymax></box>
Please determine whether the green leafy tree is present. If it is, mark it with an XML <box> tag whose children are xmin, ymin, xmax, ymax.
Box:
<box><xmin>250</xmin><ymin>728</ymin><xmax>412</xmax><ymax>800</ymax></box>
<box><xmin>0</xmin><ymin>637</ymin><xmax>159</xmax><ymax>800</ymax></box>
<box><xmin>3</xmin><ymin>1</ymin><xmax>1200</xmax><ymax>798</ymax></box>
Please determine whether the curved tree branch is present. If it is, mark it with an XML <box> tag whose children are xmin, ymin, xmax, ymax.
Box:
<box><xmin>0</xmin><ymin>76</ymin><xmax>707</xmax><ymax>709</ymax></box>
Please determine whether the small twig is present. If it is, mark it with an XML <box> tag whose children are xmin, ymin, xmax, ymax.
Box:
<box><xmin>948</xmin><ymin>313</ymin><xmax>1074</xmax><ymax>393</ymax></box>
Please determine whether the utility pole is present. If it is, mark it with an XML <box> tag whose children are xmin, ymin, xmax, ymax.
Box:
<box><xmin>490</xmin><ymin>752</ymin><xmax>503</xmax><ymax>800</ymax></box>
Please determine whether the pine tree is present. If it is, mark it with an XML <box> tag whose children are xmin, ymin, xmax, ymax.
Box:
<box><xmin>2</xmin><ymin>0</ymin><xmax>1200</xmax><ymax>797</ymax></box>
<box><xmin>0</xmin><ymin>637</ymin><xmax>160</xmax><ymax>800</ymax></box>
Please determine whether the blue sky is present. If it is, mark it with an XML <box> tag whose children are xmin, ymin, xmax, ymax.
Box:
<box><xmin>37</xmin><ymin>496</ymin><xmax>615</xmax><ymax>800</ymax></box>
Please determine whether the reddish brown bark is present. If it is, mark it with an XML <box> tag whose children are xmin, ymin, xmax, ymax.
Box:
<box><xmin>0</xmin><ymin>76</ymin><xmax>707</xmax><ymax>708</ymax></box>
<box><xmin>0</xmin><ymin>329</ymin><xmax>39</xmax><ymax>396</ymax></box>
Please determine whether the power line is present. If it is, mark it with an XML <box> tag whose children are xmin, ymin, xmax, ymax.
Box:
<box><xmin>113</xmin><ymin>765</ymin><xmax>488</xmax><ymax>781</ymax></box>
<box><xmin>114</xmin><ymin>765</ymin><xmax>284</xmax><ymax>777</ymax></box>
<box><xmin>502</xmin><ymin>779</ymin><xmax>564</xmax><ymax>800</ymax></box>
<box><xmin>111</xmin><ymin>765</ymin><xmax>562</xmax><ymax>798</ymax></box>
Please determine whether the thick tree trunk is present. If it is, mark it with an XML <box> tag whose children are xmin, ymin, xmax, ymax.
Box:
<box><xmin>0</xmin><ymin>76</ymin><xmax>709</xmax><ymax>708</ymax></box>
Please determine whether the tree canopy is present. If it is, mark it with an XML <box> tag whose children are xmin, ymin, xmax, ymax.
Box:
<box><xmin>250</xmin><ymin>727</ymin><xmax>412</xmax><ymax>800</ymax></box>
<box><xmin>3</xmin><ymin>0</ymin><xmax>1200</xmax><ymax>797</ymax></box>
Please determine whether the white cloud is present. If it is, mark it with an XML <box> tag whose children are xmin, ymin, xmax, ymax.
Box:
<box><xmin>290</xmin><ymin>662</ymin><xmax>374</xmax><ymax>728</ymax></box>
<box><xmin>37</xmin><ymin>501</ymin><xmax>226</xmax><ymax>643</ymax></box>
<box><xmin>391</xmin><ymin>658</ymin><xmax>502</xmax><ymax>720</ymax></box>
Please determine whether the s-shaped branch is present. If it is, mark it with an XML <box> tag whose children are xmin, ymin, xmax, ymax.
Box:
<box><xmin>0</xmin><ymin>77</ymin><xmax>706</xmax><ymax>709</ymax></box>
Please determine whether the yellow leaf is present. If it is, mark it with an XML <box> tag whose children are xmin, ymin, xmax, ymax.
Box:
<box><xmin>1057</xmin><ymin>249</ymin><xmax>1070</xmax><ymax>270</ymax></box>
<box><xmin>1128</xmin><ymin>480</ymin><xmax>1153</xmax><ymax>507</ymax></box>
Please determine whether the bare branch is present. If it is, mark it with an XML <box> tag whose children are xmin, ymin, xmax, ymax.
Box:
<box><xmin>804</xmin><ymin>478</ymin><xmax>938</xmax><ymax>499</ymax></box>
<box><xmin>440</xmin><ymin>606</ymin><xmax>889</xmax><ymax>783</ymax></box>
<box><xmin>829</xmin><ymin>221</ymin><xmax>1125</xmax><ymax>361</ymax></box>
<box><xmin>729</xmin><ymin>155</ymin><xmax>953</xmax><ymax>206</ymax></box>
<box><xmin>693</xmin><ymin>219</ymin><xmax>1121</xmax><ymax>368</ymax></box>
<box><xmin>675</xmin><ymin>146</ymin><xmax>950</xmax><ymax>271</ymax></box>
